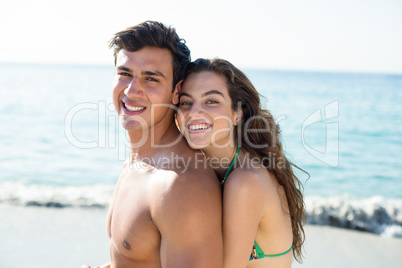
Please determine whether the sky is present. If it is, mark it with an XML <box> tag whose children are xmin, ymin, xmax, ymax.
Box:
<box><xmin>0</xmin><ymin>0</ymin><xmax>401</xmax><ymax>73</ymax></box>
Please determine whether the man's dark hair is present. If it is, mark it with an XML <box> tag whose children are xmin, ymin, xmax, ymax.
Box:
<box><xmin>109</xmin><ymin>21</ymin><xmax>191</xmax><ymax>90</ymax></box>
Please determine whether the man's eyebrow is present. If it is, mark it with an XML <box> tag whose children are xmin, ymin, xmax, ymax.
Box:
<box><xmin>142</xmin><ymin>70</ymin><xmax>166</xmax><ymax>78</ymax></box>
<box><xmin>116</xmin><ymin>66</ymin><xmax>132</xmax><ymax>72</ymax></box>
<box><xmin>202</xmin><ymin>90</ymin><xmax>225</xmax><ymax>98</ymax></box>
<box><xmin>116</xmin><ymin>67</ymin><xmax>166</xmax><ymax>79</ymax></box>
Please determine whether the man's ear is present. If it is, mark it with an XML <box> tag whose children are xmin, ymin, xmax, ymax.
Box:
<box><xmin>172</xmin><ymin>80</ymin><xmax>183</xmax><ymax>105</ymax></box>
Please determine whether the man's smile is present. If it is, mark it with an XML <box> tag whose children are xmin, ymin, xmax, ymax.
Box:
<box><xmin>121</xmin><ymin>100</ymin><xmax>146</xmax><ymax>114</ymax></box>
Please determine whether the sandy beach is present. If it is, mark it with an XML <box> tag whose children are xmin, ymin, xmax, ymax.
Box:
<box><xmin>294</xmin><ymin>225</ymin><xmax>402</xmax><ymax>267</ymax></box>
<box><xmin>1</xmin><ymin>204</ymin><xmax>401</xmax><ymax>268</ymax></box>
<box><xmin>0</xmin><ymin>205</ymin><xmax>110</xmax><ymax>268</ymax></box>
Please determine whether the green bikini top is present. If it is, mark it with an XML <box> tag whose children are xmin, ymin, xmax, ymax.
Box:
<box><xmin>222</xmin><ymin>147</ymin><xmax>293</xmax><ymax>261</ymax></box>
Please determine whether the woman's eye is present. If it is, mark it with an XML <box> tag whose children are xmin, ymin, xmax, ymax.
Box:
<box><xmin>180</xmin><ymin>101</ymin><xmax>192</xmax><ymax>106</ymax></box>
<box><xmin>206</xmin><ymin>100</ymin><xmax>219</xmax><ymax>104</ymax></box>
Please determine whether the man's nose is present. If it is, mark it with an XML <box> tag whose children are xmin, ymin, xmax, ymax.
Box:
<box><xmin>124</xmin><ymin>76</ymin><xmax>143</xmax><ymax>98</ymax></box>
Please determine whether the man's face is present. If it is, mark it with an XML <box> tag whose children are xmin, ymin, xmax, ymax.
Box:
<box><xmin>112</xmin><ymin>47</ymin><xmax>177</xmax><ymax>132</ymax></box>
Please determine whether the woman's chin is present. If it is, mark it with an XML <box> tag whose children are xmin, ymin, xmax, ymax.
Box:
<box><xmin>186</xmin><ymin>140</ymin><xmax>209</xmax><ymax>150</ymax></box>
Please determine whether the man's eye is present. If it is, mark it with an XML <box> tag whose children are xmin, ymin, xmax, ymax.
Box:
<box><xmin>119</xmin><ymin>72</ymin><xmax>131</xmax><ymax>77</ymax></box>
<box><xmin>206</xmin><ymin>100</ymin><xmax>219</xmax><ymax>104</ymax></box>
<box><xmin>146</xmin><ymin>77</ymin><xmax>159</xmax><ymax>82</ymax></box>
<box><xmin>180</xmin><ymin>101</ymin><xmax>192</xmax><ymax>106</ymax></box>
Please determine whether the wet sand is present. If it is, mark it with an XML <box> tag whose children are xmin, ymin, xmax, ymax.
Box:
<box><xmin>1</xmin><ymin>205</ymin><xmax>401</xmax><ymax>268</ymax></box>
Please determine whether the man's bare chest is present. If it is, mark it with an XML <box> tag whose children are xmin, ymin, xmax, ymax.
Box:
<box><xmin>109</xmin><ymin>170</ymin><xmax>162</xmax><ymax>260</ymax></box>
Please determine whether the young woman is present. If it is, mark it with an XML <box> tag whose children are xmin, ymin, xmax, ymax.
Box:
<box><xmin>177</xmin><ymin>58</ymin><xmax>305</xmax><ymax>267</ymax></box>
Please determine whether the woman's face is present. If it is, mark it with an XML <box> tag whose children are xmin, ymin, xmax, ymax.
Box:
<box><xmin>177</xmin><ymin>71</ymin><xmax>239</xmax><ymax>150</ymax></box>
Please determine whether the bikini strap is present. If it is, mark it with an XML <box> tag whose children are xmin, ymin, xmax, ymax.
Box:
<box><xmin>222</xmin><ymin>146</ymin><xmax>241</xmax><ymax>186</ymax></box>
<box><xmin>254</xmin><ymin>241</ymin><xmax>293</xmax><ymax>258</ymax></box>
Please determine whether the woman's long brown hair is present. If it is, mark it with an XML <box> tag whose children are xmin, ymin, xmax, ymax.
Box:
<box><xmin>184</xmin><ymin>58</ymin><xmax>306</xmax><ymax>262</ymax></box>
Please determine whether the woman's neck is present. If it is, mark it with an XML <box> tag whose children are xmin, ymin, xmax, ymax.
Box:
<box><xmin>202</xmin><ymin>144</ymin><xmax>238</xmax><ymax>180</ymax></box>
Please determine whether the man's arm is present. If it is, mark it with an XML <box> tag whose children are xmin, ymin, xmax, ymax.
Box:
<box><xmin>153</xmin><ymin>170</ymin><xmax>223</xmax><ymax>268</ymax></box>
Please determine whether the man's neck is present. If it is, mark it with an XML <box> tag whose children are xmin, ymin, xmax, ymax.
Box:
<box><xmin>126</xmin><ymin>118</ymin><xmax>180</xmax><ymax>161</ymax></box>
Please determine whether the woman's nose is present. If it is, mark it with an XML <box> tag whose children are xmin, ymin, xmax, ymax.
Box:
<box><xmin>188</xmin><ymin>102</ymin><xmax>204</xmax><ymax>117</ymax></box>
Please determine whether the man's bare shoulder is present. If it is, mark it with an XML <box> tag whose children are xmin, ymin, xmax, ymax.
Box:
<box><xmin>157</xmin><ymin>145</ymin><xmax>219</xmax><ymax>187</ymax></box>
<box><xmin>149</xmin><ymin>148</ymin><xmax>221</xmax><ymax>221</ymax></box>
<box><xmin>154</xmin><ymin>159</ymin><xmax>219</xmax><ymax>201</ymax></box>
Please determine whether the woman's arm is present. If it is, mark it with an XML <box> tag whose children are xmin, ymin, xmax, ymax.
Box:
<box><xmin>222</xmin><ymin>170</ymin><xmax>266</xmax><ymax>268</ymax></box>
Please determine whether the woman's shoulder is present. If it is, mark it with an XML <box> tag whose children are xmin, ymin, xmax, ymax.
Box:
<box><xmin>230</xmin><ymin>157</ymin><xmax>275</xmax><ymax>181</ymax></box>
<box><xmin>225</xmin><ymin>160</ymin><xmax>279</xmax><ymax>199</ymax></box>
<box><xmin>225</xmin><ymin>164</ymin><xmax>269</xmax><ymax>193</ymax></box>
<box><xmin>223</xmin><ymin>165</ymin><xmax>276</xmax><ymax>219</ymax></box>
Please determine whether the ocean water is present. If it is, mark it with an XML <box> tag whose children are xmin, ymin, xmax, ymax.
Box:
<box><xmin>0</xmin><ymin>63</ymin><xmax>401</xmax><ymax>237</ymax></box>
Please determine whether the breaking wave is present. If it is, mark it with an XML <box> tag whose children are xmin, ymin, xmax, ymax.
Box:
<box><xmin>1</xmin><ymin>182</ymin><xmax>401</xmax><ymax>238</ymax></box>
<box><xmin>0</xmin><ymin>181</ymin><xmax>114</xmax><ymax>208</ymax></box>
<box><xmin>305</xmin><ymin>196</ymin><xmax>402</xmax><ymax>238</ymax></box>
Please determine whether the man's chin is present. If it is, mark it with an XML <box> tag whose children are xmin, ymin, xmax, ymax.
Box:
<box><xmin>120</xmin><ymin>118</ymin><xmax>148</xmax><ymax>132</ymax></box>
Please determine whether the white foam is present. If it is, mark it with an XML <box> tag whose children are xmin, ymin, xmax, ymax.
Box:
<box><xmin>1</xmin><ymin>182</ymin><xmax>401</xmax><ymax>238</ymax></box>
<box><xmin>0</xmin><ymin>181</ymin><xmax>114</xmax><ymax>208</ymax></box>
<box><xmin>305</xmin><ymin>195</ymin><xmax>402</xmax><ymax>238</ymax></box>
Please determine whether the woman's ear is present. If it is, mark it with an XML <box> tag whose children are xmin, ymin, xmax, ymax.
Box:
<box><xmin>233</xmin><ymin>110</ymin><xmax>243</xmax><ymax>126</ymax></box>
<box><xmin>172</xmin><ymin>80</ymin><xmax>183</xmax><ymax>105</ymax></box>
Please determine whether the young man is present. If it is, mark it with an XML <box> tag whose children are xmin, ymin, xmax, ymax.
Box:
<box><xmin>95</xmin><ymin>21</ymin><xmax>222</xmax><ymax>267</ymax></box>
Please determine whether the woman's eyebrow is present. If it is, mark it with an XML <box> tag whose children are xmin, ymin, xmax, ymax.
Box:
<box><xmin>202</xmin><ymin>90</ymin><xmax>225</xmax><ymax>98</ymax></box>
<box><xmin>179</xmin><ymin>92</ymin><xmax>192</xmax><ymax>98</ymax></box>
